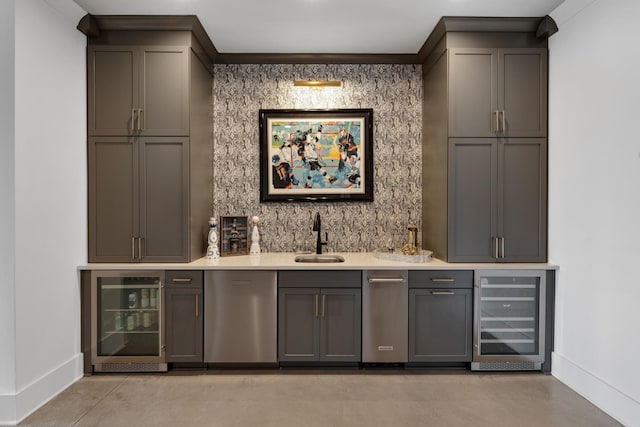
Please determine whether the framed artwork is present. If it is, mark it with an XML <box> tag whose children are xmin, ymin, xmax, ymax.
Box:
<box><xmin>220</xmin><ymin>216</ymin><xmax>249</xmax><ymax>256</ymax></box>
<box><xmin>259</xmin><ymin>109</ymin><xmax>373</xmax><ymax>202</ymax></box>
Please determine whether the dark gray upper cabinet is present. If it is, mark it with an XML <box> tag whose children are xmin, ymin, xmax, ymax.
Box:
<box><xmin>449</xmin><ymin>48</ymin><xmax>547</xmax><ymax>138</ymax></box>
<box><xmin>87</xmin><ymin>29</ymin><xmax>212</xmax><ymax>263</ymax></box>
<box><xmin>422</xmin><ymin>21</ymin><xmax>548</xmax><ymax>263</ymax></box>
<box><xmin>88</xmin><ymin>45</ymin><xmax>190</xmax><ymax>137</ymax></box>
<box><xmin>448</xmin><ymin>138</ymin><xmax>547</xmax><ymax>262</ymax></box>
<box><xmin>89</xmin><ymin>137</ymin><xmax>191</xmax><ymax>262</ymax></box>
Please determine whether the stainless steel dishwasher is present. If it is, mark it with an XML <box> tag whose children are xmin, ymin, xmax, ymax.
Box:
<box><xmin>204</xmin><ymin>270</ymin><xmax>277</xmax><ymax>364</ymax></box>
<box><xmin>362</xmin><ymin>270</ymin><xmax>408</xmax><ymax>363</ymax></box>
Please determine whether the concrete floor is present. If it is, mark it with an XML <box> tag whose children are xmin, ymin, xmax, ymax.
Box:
<box><xmin>19</xmin><ymin>371</ymin><xmax>622</xmax><ymax>427</ymax></box>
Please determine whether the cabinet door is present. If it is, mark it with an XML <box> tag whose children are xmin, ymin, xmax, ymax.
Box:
<box><xmin>498</xmin><ymin>138</ymin><xmax>547</xmax><ymax>262</ymax></box>
<box><xmin>139</xmin><ymin>47</ymin><xmax>190</xmax><ymax>136</ymax></box>
<box><xmin>278</xmin><ymin>288</ymin><xmax>319</xmax><ymax>361</ymax></box>
<box><xmin>88</xmin><ymin>137</ymin><xmax>139</xmax><ymax>262</ymax></box>
<box><xmin>448</xmin><ymin>138</ymin><xmax>498</xmax><ymax>261</ymax></box>
<box><xmin>165</xmin><ymin>286</ymin><xmax>203</xmax><ymax>363</ymax></box>
<box><xmin>498</xmin><ymin>49</ymin><xmax>548</xmax><ymax>137</ymax></box>
<box><xmin>448</xmin><ymin>48</ymin><xmax>498</xmax><ymax>137</ymax></box>
<box><xmin>139</xmin><ymin>137</ymin><xmax>189</xmax><ymax>262</ymax></box>
<box><xmin>409</xmin><ymin>288</ymin><xmax>472</xmax><ymax>362</ymax></box>
<box><xmin>319</xmin><ymin>288</ymin><xmax>361</xmax><ymax>362</ymax></box>
<box><xmin>88</xmin><ymin>46</ymin><xmax>139</xmax><ymax>136</ymax></box>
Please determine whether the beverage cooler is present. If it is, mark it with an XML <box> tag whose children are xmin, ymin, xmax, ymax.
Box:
<box><xmin>472</xmin><ymin>270</ymin><xmax>546</xmax><ymax>371</ymax></box>
<box><xmin>91</xmin><ymin>271</ymin><xmax>167</xmax><ymax>372</ymax></box>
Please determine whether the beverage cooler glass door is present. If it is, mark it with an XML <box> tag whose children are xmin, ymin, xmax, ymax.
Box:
<box><xmin>91</xmin><ymin>271</ymin><xmax>165</xmax><ymax>366</ymax></box>
<box><xmin>473</xmin><ymin>270</ymin><xmax>546</xmax><ymax>366</ymax></box>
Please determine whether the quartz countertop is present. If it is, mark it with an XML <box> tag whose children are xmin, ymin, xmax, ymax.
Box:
<box><xmin>80</xmin><ymin>252</ymin><xmax>558</xmax><ymax>271</ymax></box>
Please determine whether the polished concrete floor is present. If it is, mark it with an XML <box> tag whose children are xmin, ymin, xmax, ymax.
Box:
<box><xmin>19</xmin><ymin>370</ymin><xmax>622</xmax><ymax>427</ymax></box>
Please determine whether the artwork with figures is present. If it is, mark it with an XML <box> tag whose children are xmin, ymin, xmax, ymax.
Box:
<box><xmin>260</xmin><ymin>109</ymin><xmax>373</xmax><ymax>202</ymax></box>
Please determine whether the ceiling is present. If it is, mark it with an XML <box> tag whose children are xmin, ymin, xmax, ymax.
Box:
<box><xmin>72</xmin><ymin>0</ymin><xmax>565</xmax><ymax>54</ymax></box>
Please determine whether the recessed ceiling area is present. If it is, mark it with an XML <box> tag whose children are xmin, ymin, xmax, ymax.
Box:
<box><xmin>72</xmin><ymin>0</ymin><xmax>565</xmax><ymax>54</ymax></box>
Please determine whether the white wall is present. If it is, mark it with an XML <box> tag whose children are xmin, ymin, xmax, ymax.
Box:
<box><xmin>0</xmin><ymin>0</ymin><xmax>17</xmax><ymax>422</ymax></box>
<box><xmin>549</xmin><ymin>0</ymin><xmax>640</xmax><ymax>425</ymax></box>
<box><xmin>7</xmin><ymin>0</ymin><xmax>86</xmax><ymax>423</ymax></box>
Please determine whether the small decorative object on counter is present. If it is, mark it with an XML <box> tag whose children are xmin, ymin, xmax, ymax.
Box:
<box><xmin>220</xmin><ymin>216</ymin><xmax>249</xmax><ymax>256</ymax></box>
<box><xmin>401</xmin><ymin>224</ymin><xmax>419</xmax><ymax>255</ymax></box>
<box><xmin>206</xmin><ymin>217</ymin><xmax>220</xmax><ymax>260</ymax></box>
<box><xmin>229</xmin><ymin>218</ymin><xmax>240</xmax><ymax>253</ymax></box>
<box><xmin>250</xmin><ymin>216</ymin><xmax>261</xmax><ymax>255</ymax></box>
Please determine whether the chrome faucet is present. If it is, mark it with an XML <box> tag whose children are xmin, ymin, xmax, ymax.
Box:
<box><xmin>313</xmin><ymin>212</ymin><xmax>328</xmax><ymax>254</ymax></box>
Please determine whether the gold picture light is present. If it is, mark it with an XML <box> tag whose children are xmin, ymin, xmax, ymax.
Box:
<box><xmin>293</xmin><ymin>80</ymin><xmax>342</xmax><ymax>88</ymax></box>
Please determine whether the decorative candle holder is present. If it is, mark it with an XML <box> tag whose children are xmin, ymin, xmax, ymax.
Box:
<box><xmin>206</xmin><ymin>217</ymin><xmax>220</xmax><ymax>260</ymax></box>
<box><xmin>250</xmin><ymin>216</ymin><xmax>261</xmax><ymax>255</ymax></box>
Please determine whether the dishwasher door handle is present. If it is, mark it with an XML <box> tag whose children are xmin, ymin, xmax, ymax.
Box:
<box><xmin>367</xmin><ymin>277</ymin><xmax>405</xmax><ymax>283</ymax></box>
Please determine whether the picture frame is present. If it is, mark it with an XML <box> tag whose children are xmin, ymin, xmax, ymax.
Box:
<box><xmin>219</xmin><ymin>216</ymin><xmax>249</xmax><ymax>256</ymax></box>
<box><xmin>259</xmin><ymin>109</ymin><xmax>373</xmax><ymax>202</ymax></box>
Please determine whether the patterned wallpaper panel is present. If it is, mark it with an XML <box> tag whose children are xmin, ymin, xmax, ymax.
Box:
<box><xmin>212</xmin><ymin>64</ymin><xmax>422</xmax><ymax>253</ymax></box>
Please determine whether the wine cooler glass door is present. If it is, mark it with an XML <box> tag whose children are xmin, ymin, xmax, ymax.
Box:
<box><xmin>474</xmin><ymin>270</ymin><xmax>546</xmax><ymax>364</ymax></box>
<box><xmin>92</xmin><ymin>271</ymin><xmax>165</xmax><ymax>364</ymax></box>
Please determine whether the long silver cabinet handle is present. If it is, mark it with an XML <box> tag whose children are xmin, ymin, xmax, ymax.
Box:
<box><xmin>368</xmin><ymin>277</ymin><xmax>405</xmax><ymax>283</ymax></box>
<box><xmin>494</xmin><ymin>237</ymin><xmax>499</xmax><ymax>259</ymax></box>
<box><xmin>138</xmin><ymin>237</ymin><xmax>143</xmax><ymax>260</ymax></box>
<box><xmin>172</xmin><ymin>278</ymin><xmax>193</xmax><ymax>283</ymax></box>
<box><xmin>501</xmin><ymin>110</ymin><xmax>506</xmax><ymax>133</ymax></box>
<box><xmin>501</xmin><ymin>237</ymin><xmax>505</xmax><ymax>259</ymax></box>
<box><xmin>430</xmin><ymin>278</ymin><xmax>454</xmax><ymax>283</ymax></box>
<box><xmin>431</xmin><ymin>291</ymin><xmax>455</xmax><ymax>295</ymax></box>
<box><xmin>131</xmin><ymin>237</ymin><xmax>136</xmax><ymax>260</ymax></box>
<box><xmin>322</xmin><ymin>294</ymin><xmax>326</xmax><ymax>317</ymax></box>
<box><xmin>131</xmin><ymin>109</ymin><xmax>136</xmax><ymax>131</ymax></box>
<box><xmin>138</xmin><ymin>108</ymin><xmax>144</xmax><ymax>131</ymax></box>
<box><xmin>195</xmin><ymin>294</ymin><xmax>199</xmax><ymax>319</ymax></box>
<box><xmin>315</xmin><ymin>294</ymin><xmax>319</xmax><ymax>318</ymax></box>
<box><xmin>494</xmin><ymin>110</ymin><xmax>500</xmax><ymax>133</ymax></box>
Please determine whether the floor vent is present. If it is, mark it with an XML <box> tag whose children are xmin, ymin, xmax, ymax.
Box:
<box><xmin>94</xmin><ymin>363</ymin><xmax>168</xmax><ymax>373</ymax></box>
<box><xmin>471</xmin><ymin>361</ymin><xmax>541</xmax><ymax>371</ymax></box>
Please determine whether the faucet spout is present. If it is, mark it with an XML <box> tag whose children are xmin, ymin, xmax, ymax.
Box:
<box><xmin>313</xmin><ymin>212</ymin><xmax>327</xmax><ymax>254</ymax></box>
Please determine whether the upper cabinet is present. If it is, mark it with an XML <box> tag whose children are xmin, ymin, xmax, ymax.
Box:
<box><xmin>82</xmin><ymin>16</ymin><xmax>215</xmax><ymax>263</ymax></box>
<box><xmin>448</xmin><ymin>48</ymin><xmax>548</xmax><ymax>138</ymax></box>
<box><xmin>88</xmin><ymin>45</ymin><xmax>190</xmax><ymax>136</ymax></box>
<box><xmin>421</xmin><ymin>17</ymin><xmax>550</xmax><ymax>263</ymax></box>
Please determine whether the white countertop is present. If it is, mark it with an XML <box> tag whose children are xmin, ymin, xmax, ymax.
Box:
<box><xmin>80</xmin><ymin>252</ymin><xmax>558</xmax><ymax>271</ymax></box>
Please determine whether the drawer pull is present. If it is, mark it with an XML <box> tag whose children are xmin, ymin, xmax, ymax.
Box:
<box><xmin>172</xmin><ymin>278</ymin><xmax>193</xmax><ymax>283</ymax></box>
<box><xmin>430</xmin><ymin>278</ymin><xmax>454</xmax><ymax>282</ymax></box>
<box><xmin>368</xmin><ymin>277</ymin><xmax>405</xmax><ymax>283</ymax></box>
<box><xmin>431</xmin><ymin>291</ymin><xmax>455</xmax><ymax>295</ymax></box>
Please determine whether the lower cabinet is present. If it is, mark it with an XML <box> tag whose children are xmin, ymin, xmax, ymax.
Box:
<box><xmin>278</xmin><ymin>271</ymin><xmax>362</xmax><ymax>363</ymax></box>
<box><xmin>165</xmin><ymin>270</ymin><xmax>203</xmax><ymax>363</ymax></box>
<box><xmin>408</xmin><ymin>271</ymin><xmax>473</xmax><ymax>363</ymax></box>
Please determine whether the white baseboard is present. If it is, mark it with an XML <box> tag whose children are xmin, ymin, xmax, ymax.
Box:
<box><xmin>0</xmin><ymin>353</ymin><xmax>83</xmax><ymax>425</ymax></box>
<box><xmin>552</xmin><ymin>352</ymin><xmax>640</xmax><ymax>427</ymax></box>
<box><xmin>0</xmin><ymin>393</ymin><xmax>17</xmax><ymax>426</ymax></box>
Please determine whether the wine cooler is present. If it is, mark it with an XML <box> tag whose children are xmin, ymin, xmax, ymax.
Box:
<box><xmin>91</xmin><ymin>271</ymin><xmax>167</xmax><ymax>372</ymax></box>
<box><xmin>472</xmin><ymin>270</ymin><xmax>546</xmax><ymax>371</ymax></box>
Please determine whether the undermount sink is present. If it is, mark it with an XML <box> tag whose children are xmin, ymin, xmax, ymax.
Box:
<box><xmin>294</xmin><ymin>254</ymin><xmax>345</xmax><ymax>263</ymax></box>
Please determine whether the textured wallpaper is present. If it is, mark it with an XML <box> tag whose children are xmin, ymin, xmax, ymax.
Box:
<box><xmin>212</xmin><ymin>64</ymin><xmax>422</xmax><ymax>253</ymax></box>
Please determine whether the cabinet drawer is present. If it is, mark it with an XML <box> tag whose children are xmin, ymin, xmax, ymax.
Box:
<box><xmin>409</xmin><ymin>270</ymin><xmax>473</xmax><ymax>289</ymax></box>
<box><xmin>278</xmin><ymin>271</ymin><xmax>361</xmax><ymax>288</ymax></box>
<box><xmin>165</xmin><ymin>270</ymin><xmax>203</xmax><ymax>287</ymax></box>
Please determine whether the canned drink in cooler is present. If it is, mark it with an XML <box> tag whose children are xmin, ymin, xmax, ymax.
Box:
<box><xmin>141</xmin><ymin>289</ymin><xmax>149</xmax><ymax>308</ymax></box>
<box><xmin>128</xmin><ymin>291</ymin><xmax>138</xmax><ymax>309</ymax></box>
